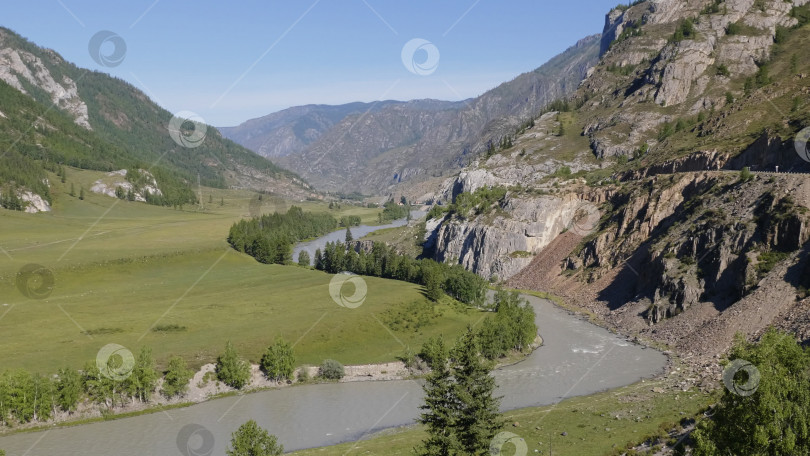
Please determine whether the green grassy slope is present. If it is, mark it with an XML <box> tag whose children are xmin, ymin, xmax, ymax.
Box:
<box><xmin>0</xmin><ymin>169</ymin><xmax>482</xmax><ymax>374</ymax></box>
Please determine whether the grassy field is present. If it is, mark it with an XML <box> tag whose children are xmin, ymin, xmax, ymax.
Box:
<box><xmin>0</xmin><ymin>168</ymin><xmax>483</xmax><ymax>373</ymax></box>
<box><xmin>291</xmin><ymin>377</ymin><xmax>714</xmax><ymax>456</ymax></box>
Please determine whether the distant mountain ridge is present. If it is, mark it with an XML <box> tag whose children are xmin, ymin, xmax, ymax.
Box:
<box><xmin>220</xmin><ymin>35</ymin><xmax>602</xmax><ymax>195</ymax></box>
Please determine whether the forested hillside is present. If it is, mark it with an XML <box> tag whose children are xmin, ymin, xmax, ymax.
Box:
<box><xmin>0</xmin><ymin>27</ymin><xmax>308</xmax><ymax>211</ymax></box>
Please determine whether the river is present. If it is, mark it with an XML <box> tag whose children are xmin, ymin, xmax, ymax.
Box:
<box><xmin>0</xmin><ymin>217</ymin><xmax>666</xmax><ymax>455</ymax></box>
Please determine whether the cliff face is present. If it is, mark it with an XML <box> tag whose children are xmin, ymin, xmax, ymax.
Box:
<box><xmin>428</xmin><ymin>0</ymin><xmax>810</xmax><ymax>360</ymax></box>
<box><xmin>431</xmin><ymin>193</ymin><xmax>594</xmax><ymax>280</ymax></box>
<box><xmin>581</xmin><ymin>0</ymin><xmax>809</xmax><ymax>159</ymax></box>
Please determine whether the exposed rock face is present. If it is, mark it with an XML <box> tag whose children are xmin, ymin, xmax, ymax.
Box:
<box><xmin>600</xmin><ymin>8</ymin><xmax>627</xmax><ymax>56</ymax></box>
<box><xmin>20</xmin><ymin>191</ymin><xmax>51</xmax><ymax>213</ymax></box>
<box><xmin>583</xmin><ymin>0</ymin><xmax>810</xmax><ymax>159</ymax></box>
<box><xmin>90</xmin><ymin>169</ymin><xmax>163</xmax><ymax>202</ymax></box>
<box><xmin>568</xmin><ymin>172</ymin><xmax>810</xmax><ymax>324</ymax></box>
<box><xmin>432</xmin><ymin>192</ymin><xmax>595</xmax><ymax>280</ymax></box>
<box><xmin>0</xmin><ymin>47</ymin><xmax>90</xmax><ymax>129</ymax></box>
<box><xmin>652</xmin><ymin>38</ymin><xmax>716</xmax><ymax>107</ymax></box>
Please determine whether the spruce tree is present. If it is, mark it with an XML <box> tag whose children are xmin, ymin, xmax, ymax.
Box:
<box><xmin>416</xmin><ymin>337</ymin><xmax>462</xmax><ymax>456</ymax></box>
<box><xmin>452</xmin><ymin>327</ymin><xmax>503</xmax><ymax>454</ymax></box>
<box><xmin>345</xmin><ymin>227</ymin><xmax>353</xmax><ymax>243</ymax></box>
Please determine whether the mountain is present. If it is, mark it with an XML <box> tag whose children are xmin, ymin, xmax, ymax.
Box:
<box><xmin>220</xmin><ymin>35</ymin><xmax>602</xmax><ymax>195</ymax></box>
<box><xmin>424</xmin><ymin>0</ymin><xmax>810</xmax><ymax>363</ymax></box>
<box><xmin>218</xmin><ymin>101</ymin><xmax>406</xmax><ymax>159</ymax></box>
<box><xmin>0</xmin><ymin>27</ymin><xmax>311</xmax><ymax>212</ymax></box>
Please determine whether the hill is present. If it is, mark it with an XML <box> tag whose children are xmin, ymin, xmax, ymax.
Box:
<box><xmin>0</xmin><ymin>27</ymin><xmax>312</xmax><ymax>212</ymax></box>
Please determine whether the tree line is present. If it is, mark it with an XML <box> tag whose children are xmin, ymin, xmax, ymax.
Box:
<box><xmin>228</xmin><ymin>206</ymin><xmax>340</xmax><ymax>264</ymax></box>
<box><xmin>0</xmin><ymin>347</ymin><xmax>192</xmax><ymax>427</ymax></box>
<box><xmin>314</xmin><ymin>239</ymin><xmax>488</xmax><ymax>306</ymax></box>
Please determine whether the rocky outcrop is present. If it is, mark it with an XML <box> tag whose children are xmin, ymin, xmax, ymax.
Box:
<box><xmin>652</xmin><ymin>38</ymin><xmax>716</xmax><ymax>107</ymax></box>
<box><xmin>90</xmin><ymin>169</ymin><xmax>162</xmax><ymax>202</ymax></box>
<box><xmin>20</xmin><ymin>191</ymin><xmax>51</xmax><ymax>213</ymax></box>
<box><xmin>600</xmin><ymin>8</ymin><xmax>627</xmax><ymax>56</ymax></box>
<box><xmin>432</xmin><ymin>193</ymin><xmax>597</xmax><ymax>280</ymax></box>
<box><xmin>0</xmin><ymin>47</ymin><xmax>90</xmax><ymax>129</ymax></box>
<box><xmin>585</xmin><ymin>0</ymin><xmax>810</xmax><ymax>160</ymax></box>
<box><xmin>567</xmin><ymin>172</ymin><xmax>810</xmax><ymax>324</ymax></box>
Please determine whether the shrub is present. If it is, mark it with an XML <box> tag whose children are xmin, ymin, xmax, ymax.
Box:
<box><xmin>297</xmin><ymin>367</ymin><xmax>310</xmax><ymax>383</ymax></box>
<box><xmin>162</xmin><ymin>356</ymin><xmax>193</xmax><ymax>398</ymax></box>
<box><xmin>227</xmin><ymin>419</ymin><xmax>283</xmax><ymax>456</ymax></box>
<box><xmin>671</xmin><ymin>18</ymin><xmax>696</xmax><ymax>42</ymax></box>
<box><xmin>692</xmin><ymin>330</ymin><xmax>810</xmax><ymax>455</ymax></box>
<box><xmin>319</xmin><ymin>359</ymin><xmax>344</xmax><ymax>380</ymax></box>
<box><xmin>260</xmin><ymin>337</ymin><xmax>295</xmax><ymax>381</ymax></box>
<box><xmin>216</xmin><ymin>341</ymin><xmax>251</xmax><ymax>389</ymax></box>
<box><xmin>726</xmin><ymin>22</ymin><xmax>742</xmax><ymax>35</ymax></box>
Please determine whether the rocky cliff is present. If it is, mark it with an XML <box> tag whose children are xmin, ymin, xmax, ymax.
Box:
<box><xmin>426</xmin><ymin>0</ymin><xmax>810</xmax><ymax>361</ymax></box>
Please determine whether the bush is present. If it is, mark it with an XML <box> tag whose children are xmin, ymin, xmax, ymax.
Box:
<box><xmin>671</xmin><ymin>18</ymin><xmax>696</xmax><ymax>42</ymax></box>
<box><xmin>692</xmin><ymin>330</ymin><xmax>810</xmax><ymax>455</ymax></box>
<box><xmin>227</xmin><ymin>419</ymin><xmax>283</xmax><ymax>456</ymax></box>
<box><xmin>260</xmin><ymin>337</ymin><xmax>295</xmax><ymax>382</ymax></box>
<box><xmin>739</xmin><ymin>167</ymin><xmax>753</xmax><ymax>183</ymax></box>
<box><xmin>319</xmin><ymin>359</ymin><xmax>344</xmax><ymax>380</ymax></box>
<box><xmin>426</xmin><ymin>204</ymin><xmax>447</xmax><ymax>220</ymax></box>
<box><xmin>297</xmin><ymin>367</ymin><xmax>310</xmax><ymax>383</ymax></box>
<box><xmin>162</xmin><ymin>356</ymin><xmax>193</xmax><ymax>398</ymax></box>
<box><xmin>216</xmin><ymin>341</ymin><xmax>251</xmax><ymax>389</ymax></box>
<box><xmin>726</xmin><ymin>22</ymin><xmax>742</xmax><ymax>35</ymax></box>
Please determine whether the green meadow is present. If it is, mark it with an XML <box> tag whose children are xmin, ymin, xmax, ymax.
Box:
<box><xmin>0</xmin><ymin>168</ymin><xmax>483</xmax><ymax>373</ymax></box>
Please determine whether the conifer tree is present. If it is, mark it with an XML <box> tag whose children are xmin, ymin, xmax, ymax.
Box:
<box><xmin>451</xmin><ymin>327</ymin><xmax>503</xmax><ymax>454</ymax></box>
<box><xmin>416</xmin><ymin>337</ymin><xmax>461</xmax><ymax>455</ymax></box>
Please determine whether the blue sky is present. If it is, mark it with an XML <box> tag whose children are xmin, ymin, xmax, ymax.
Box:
<box><xmin>3</xmin><ymin>1</ymin><xmax>620</xmax><ymax>126</ymax></box>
